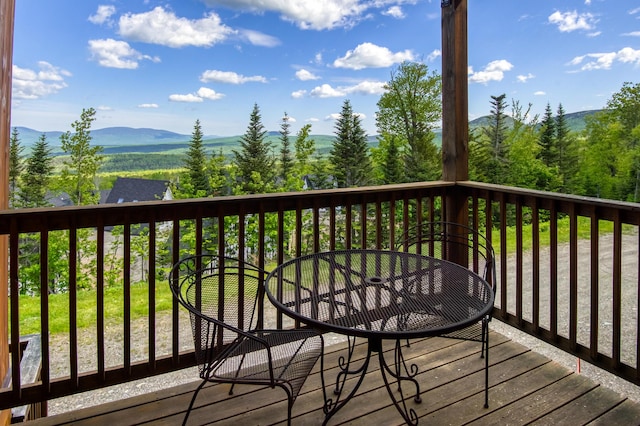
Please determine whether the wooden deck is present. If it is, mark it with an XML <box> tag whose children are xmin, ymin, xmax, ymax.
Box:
<box><xmin>25</xmin><ymin>331</ymin><xmax>640</xmax><ymax>426</ymax></box>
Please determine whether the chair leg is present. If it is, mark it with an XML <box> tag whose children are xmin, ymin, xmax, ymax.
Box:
<box><xmin>183</xmin><ymin>379</ymin><xmax>207</xmax><ymax>426</ymax></box>
<box><xmin>483</xmin><ymin>319</ymin><xmax>489</xmax><ymax>409</ymax></box>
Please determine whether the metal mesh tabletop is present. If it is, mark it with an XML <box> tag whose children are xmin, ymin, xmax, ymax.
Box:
<box><xmin>266</xmin><ymin>249</ymin><xmax>495</xmax><ymax>340</ymax></box>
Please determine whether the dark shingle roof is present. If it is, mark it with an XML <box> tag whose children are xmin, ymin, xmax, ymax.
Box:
<box><xmin>104</xmin><ymin>177</ymin><xmax>169</xmax><ymax>204</ymax></box>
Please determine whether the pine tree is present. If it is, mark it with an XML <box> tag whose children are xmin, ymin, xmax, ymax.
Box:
<box><xmin>9</xmin><ymin>127</ymin><xmax>24</xmax><ymax>208</ymax></box>
<box><xmin>59</xmin><ymin>107</ymin><xmax>103</xmax><ymax>205</ymax></box>
<box><xmin>232</xmin><ymin>103</ymin><xmax>275</xmax><ymax>194</ymax></box>
<box><xmin>538</xmin><ymin>103</ymin><xmax>556</xmax><ymax>167</ymax></box>
<box><xmin>183</xmin><ymin>119</ymin><xmax>210</xmax><ymax>196</ymax></box>
<box><xmin>20</xmin><ymin>134</ymin><xmax>53</xmax><ymax>208</ymax></box>
<box><xmin>279</xmin><ymin>112</ymin><xmax>294</xmax><ymax>183</ymax></box>
<box><xmin>555</xmin><ymin>103</ymin><xmax>577</xmax><ymax>192</ymax></box>
<box><xmin>330</xmin><ymin>99</ymin><xmax>372</xmax><ymax>188</ymax></box>
<box><xmin>480</xmin><ymin>94</ymin><xmax>510</xmax><ymax>184</ymax></box>
<box><xmin>380</xmin><ymin>133</ymin><xmax>404</xmax><ymax>184</ymax></box>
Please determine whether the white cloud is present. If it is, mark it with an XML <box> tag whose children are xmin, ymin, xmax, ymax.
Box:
<box><xmin>307</xmin><ymin>80</ymin><xmax>385</xmax><ymax>98</ymax></box>
<box><xmin>291</xmin><ymin>90</ymin><xmax>307</xmax><ymax>98</ymax></box>
<box><xmin>12</xmin><ymin>62</ymin><xmax>70</xmax><ymax>100</ymax></box>
<box><xmin>88</xmin><ymin>38</ymin><xmax>160</xmax><ymax>69</ymax></box>
<box><xmin>310</xmin><ymin>84</ymin><xmax>345</xmax><ymax>98</ymax></box>
<box><xmin>468</xmin><ymin>60</ymin><xmax>513</xmax><ymax>84</ymax></box>
<box><xmin>534</xmin><ymin>91</ymin><xmax>546</xmax><ymax>96</ymax></box>
<box><xmin>89</xmin><ymin>5</ymin><xmax>116</xmax><ymax>25</ymax></box>
<box><xmin>569</xmin><ymin>47</ymin><xmax>640</xmax><ymax>71</ymax></box>
<box><xmin>200</xmin><ymin>70</ymin><xmax>267</xmax><ymax>84</ymax></box>
<box><xmin>383</xmin><ymin>6</ymin><xmax>405</xmax><ymax>19</ymax></box>
<box><xmin>201</xmin><ymin>0</ymin><xmax>369</xmax><ymax>30</ymax></box>
<box><xmin>427</xmin><ymin>49</ymin><xmax>441</xmax><ymax>62</ymax></box>
<box><xmin>333</xmin><ymin>42</ymin><xmax>414</xmax><ymax>70</ymax></box>
<box><xmin>197</xmin><ymin>87</ymin><xmax>225</xmax><ymax>100</ymax></box>
<box><xmin>237</xmin><ymin>29</ymin><xmax>280</xmax><ymax>47</ymax></box>
<box><xmin>96</xmin><ymin>105</ymin><xmax>113</xmax><ymax>111</ymax></box>
<box><xmin>119</xmin><ymin>6</ymin><xmax>235</xmax><ymax>48</ymax></box>
<box><xmin>169</xmin><ymin>87</ymin><xmax>225</xmax><ymax>102</ymax></box>
<box><xmin>169</xmin><ymin>93</ymin><xmax>204</xmax><ymax>103</ymax></box>
<box><xmin>517</xmin><ymin>73</ymin><xmax>535</xmax><ymax>83</ymax></box>
<box><xmin>325</xmin><ymin>111</ymin><xmax>365</xmax><ymax>121</ymax></box>
<box><xmin>623</xmin><ymin>31</ymin><xmax>640</xmax><ymax>37</ymax></box>
<box><xmin>548</xmin><ymin>10</ymin><xmax>597</xmax><ymax>33</ymax></box>
<box><xmin>347</xmin><ymin>80</ymin><xmax>386</xmax><ymax>95</ymax></box>
<box><xmin>138</xmin><ymin>103</ymin><xmax>159</xmax><ymax>108</ymax></box>
<box><xmin>295</xmin><ymin>69</ymin><xmax>320</xmax><ymax>81</ymax></box>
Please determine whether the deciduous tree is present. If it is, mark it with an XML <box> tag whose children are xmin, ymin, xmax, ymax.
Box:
<box><xmin>59</xmin><ymin>107</ymin><xmax>103</xmax><ymax>205</ymax></box>
<box><xmin>376</xmin><ymin>61</ymin><xmax>442</xmax><ymax>182</ymax></box>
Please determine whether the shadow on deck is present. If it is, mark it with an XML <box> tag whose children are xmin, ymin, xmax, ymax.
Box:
<box><xmin>24</xmin><ymin>329</ymin><xmax>640</xmax><ymax>425</ymax></box>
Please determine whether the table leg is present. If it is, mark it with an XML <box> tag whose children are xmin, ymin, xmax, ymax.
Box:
<box><xmin>321</xmin><ymin>335</ymin><xmax>370</xmax><ymax>425</ymax></box>
<box><xmin>378</xmin><ymin>339</ymin><xmax>421</xmax><ymax>425</ymax></box>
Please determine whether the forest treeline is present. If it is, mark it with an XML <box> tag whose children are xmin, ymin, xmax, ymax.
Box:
<box><xmin>7</xmin><ymin>61</ymin><xmax>640</xmax><ymax>294</ymax></box>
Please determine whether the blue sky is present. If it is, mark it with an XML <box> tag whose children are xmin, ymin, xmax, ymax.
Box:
<box><xmin>10</xmin><ymin>0</ymin><xmax>640</xmax><ymax>137</ymax></box>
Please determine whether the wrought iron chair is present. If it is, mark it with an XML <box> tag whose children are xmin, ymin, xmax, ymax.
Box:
<box><xmin>395</xmin><ymin>221</ymin><xmax>496</xmax><ymax>407</ymax></box>
<box><xmin>169</xmin><ymin>255</ymin><xmax>323</xmax><ymax>425</ymax></box>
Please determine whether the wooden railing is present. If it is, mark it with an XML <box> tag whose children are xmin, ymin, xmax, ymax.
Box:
<box><xmin>1</xmin><ymin>180</ymin><xmax>640</xmax><ymax>413</ymax></box>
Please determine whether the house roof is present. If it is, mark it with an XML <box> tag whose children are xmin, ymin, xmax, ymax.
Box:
<box><xmin>104</xmin><ymin>177</ymin><xmax>169</xmax><ymax>204</ymax></box>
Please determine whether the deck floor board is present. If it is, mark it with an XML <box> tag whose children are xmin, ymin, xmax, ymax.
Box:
<box><xmin>24</xmin><ymin>331</ymin><xmax>640</xmax><ymax>426</ymax></box>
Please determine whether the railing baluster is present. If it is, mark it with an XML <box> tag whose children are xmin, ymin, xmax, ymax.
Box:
<box><xmin>123</xmin><ymin>223</ymin><xmax>131</xmax><ymax>376</ymax></box>
<box><xmin>550</xmin><ymin>203</ymin><xmax>558</xmax><ymax>341</ymax></box>
<box><xmin>96</xmin><ymin>221</ymin><xmax>105</xmax><ymax>381</ymax></box>
<box><xmin>68</xmin><ymin>226</ymin><xmax>78</xmax><ymax>386</ymax></box>
<box><xmin>612</xmin><ymin>211</ymin><xmax>622</xmax><ymax>369</ymax></box>
<box><xmin>569</xmin><ymin>203</ymin><xmax>578</xmax><ymax>351</ymax></box>
<box><xmin>590</xmin><ymin>210</ymin><xmax>599</xmax><ymax>361</ymax></box>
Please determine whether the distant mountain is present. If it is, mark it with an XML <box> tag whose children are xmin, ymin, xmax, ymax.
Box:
<box><xmin>13</xmin><ymin>126</ymin><xmax>196</xmax><ymax>147</ymax></box>
<box><xmin>13</xmin><ymin>109</ymin><xmax>599</xmax><ymax>154</ymax></box>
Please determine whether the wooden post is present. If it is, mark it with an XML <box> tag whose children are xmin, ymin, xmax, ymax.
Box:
<box><xmin>441</xmin><ymin>0</ymin><xmax>468</xmax><ymax>226</ymax></box>
<box><xmin>0</xmin><ymin>0</ymin><xmax>15</xmax><ymax>424</ymax></box>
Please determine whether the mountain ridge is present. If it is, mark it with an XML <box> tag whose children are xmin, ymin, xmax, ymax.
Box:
<box><xmin>13</xmin><ymin>109</ymin><xmax>600</xmax><ymax>149</ymax></box>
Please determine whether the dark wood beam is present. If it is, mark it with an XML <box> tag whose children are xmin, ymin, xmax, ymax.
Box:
<box><xmin>0</xmin><ymin>0</ymin><xmax>15</xmax><ymax>424</ymax></box>
<box><xmin>441</xmin><ymin>0</ymin><xmax>469</xmax><ymax>227</ymax></box>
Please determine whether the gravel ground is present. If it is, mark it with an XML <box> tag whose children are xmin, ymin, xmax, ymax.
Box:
<box><xmin>46</xmin><ymin>234</ymin><xmax>640</xmax><ymax>415</ymax></box>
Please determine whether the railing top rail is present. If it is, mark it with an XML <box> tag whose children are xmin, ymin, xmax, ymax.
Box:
<box><xmin>0</xmin><ymin>181</ymin><xmax>452</xmax><ymax>234</ymax></box>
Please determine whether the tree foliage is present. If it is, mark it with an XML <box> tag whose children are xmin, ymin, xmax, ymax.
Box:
<box><xmin>182</xmin><ymin>119</ymin><xmax>210</xmax><ymax>196</ymax></box>
<box><xmin>376</xmin><ymin>61</ymin><xmax>442</xmax><ymax>182</ymax></box>
<box><xmin>20</xmin><ymin>133</ymin><xmax>54</xmax><ymax>208</ymax></box>
<box><xmin>330</xmin><ymin>99</ymin><xmax>372</xmax><ymax>188</ymax></box>
<box><xmin>9</xmin><ymin>127</ymin><xmax>23</xmax><ymax>208</ymax></box>
<box><xmin>59</xmin><ymin>107</ymin><xmax>103</xmax><ymax>205</ymax></box>
<box><xmin>232</xmin><ymin>103</ymin><xmax>276</xmax><ymax>194</ymax></box>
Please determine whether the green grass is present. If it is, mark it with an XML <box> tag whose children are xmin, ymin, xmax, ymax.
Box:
<box><xmin>14</xmin><ymin>278</ymin><xmax>176</xmax><ymax>335</ymax></box>
<box><xmin>14</xmin><ymin>216</ymin><xmax>635</xmax><ymax>336</ymax></box>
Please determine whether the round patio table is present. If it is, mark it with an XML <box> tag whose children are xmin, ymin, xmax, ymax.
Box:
<box><xmin>265</xmin><ymin>249</ymin><xmax>494</xmax><ymax>425</ymax></box>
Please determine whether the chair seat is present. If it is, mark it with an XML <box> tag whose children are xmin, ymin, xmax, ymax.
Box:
<box><xmin>440</xmin><ymin>321</ymin><xmax>484</xmax><ymax>341</ymax></box>
<box><xmin>210</xmin><ymin>329</ymin><xmax>323</xmax><ymax>397</ymax></box>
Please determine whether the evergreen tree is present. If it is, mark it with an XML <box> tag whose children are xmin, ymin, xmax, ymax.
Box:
<box><xmin>375</xmin><ymin>132</ymin><xmax>405</xmax><ymax>184</ymax></box>
<box><xmin>479</xmin><ymin>94</ymin><xmax>510</xmax><ymax>184</ymax></box>
<box><xmin>59</xmin><ymin>107</ymin><xmax>103</xmax><ymax>205</ymax></box>
<box><xmin>538</xmin><ymin>103</ymin><xmax>556</xmax><ymax>167</ymax></box>
<box><xmin>232</xmin><ymin>103</ymin><xmax>276</xmax><ymax>194</ymax></box>
<box><xmin>555</xmin><ymin>103</ymin><xmax>578</xmax><ymax>193</ymax></box>
<box><xmin>9</xmin><ymin>127</ymin><xmax>23</xmax><ymax>208</ymax></box>
<box><xmin>183</xmin><ymin>119</ymin><xmax>210</xmax><ymax>196</ymax></box>
<box><xmin>279</xmin><ymin>112</ymin><xmax>294</xmax><ymax>184</ymax></box>
<box><xmin>330</xmin><ymin>99</ymin><xmax>372</xmax><ymax>188</ymax></box>
<box><xmin>20</xmin><ymin>134</ymin><xmax>54</xmax><ymax>208</ymax></box>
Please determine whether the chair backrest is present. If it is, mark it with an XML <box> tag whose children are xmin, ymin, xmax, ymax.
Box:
<box><xmin>396</xmin><ymin>221</ymin><xmax>496</xmax><ymax>292</ymax></box>
<box><xmin>169</xmin><ymin>255</ymin><xmax>265</xmax><ymax>371</ymax></box>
